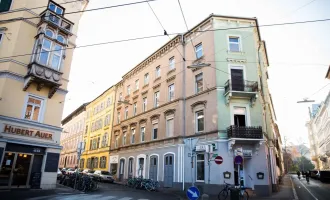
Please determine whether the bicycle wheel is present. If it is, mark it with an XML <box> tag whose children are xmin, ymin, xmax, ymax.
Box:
<box><xmin>240</xmin><ymin>191</ymin><xmax>249</xmax><ymax>200</ymax></box>
<box><xmin>145</xmin><ymin>183</ymin><xmax>153</xmax><ymax>191</ymax></box>
<box><xmin>218</xmin><ymin>190</ymin><xmax>228</xmax><ymax>200</ymax></box>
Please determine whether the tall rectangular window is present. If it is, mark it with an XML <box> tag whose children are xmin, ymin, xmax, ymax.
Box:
<box><xmin>115</xmin><ymin>136</ymin><xmax>119</xmax><ymax>148</ymax></box>
<box><xmin>168</xmin><ymin>84</ymin><xmax>175</xmax><ymax>101</ymax></box>
<box><xmin>155</xmin><ymin>66</ymin><xmax>161</xmax><ymax>78</ymax></box>
<box><xmin>117</xmin><ymin>112</ymin><xmax>121</xmax><ymax>124</ymax></box>
<box><xmin>196</xmin><ymin>110</ymin><xmax>204</xmax><ymax>132</ymax></box>
<box><xmin>229</xmin><ymin>36</ymin><xmax>241</xmax><ymax>52</ymax></box>
<box><xmin>0</xmin><ymin>0</ymin><xmax>13</xmax><ymax>13</ymax></box>
<box><xmin>152</xmin><ymin>123</ymin><xmax>158</xmax><ymax>140</ymax></box>
<box><xmin>154</xmin><ymin>91</ymin><xmax>160</xmax><ymax>108</ymax></box>
<box><xmin>144</xmin><ymin>73</ymin><xmax>149</xmax><ymax>85</ymax></box>
<box><xmin>195</xmin><ymin>43</ymin><xmax>203</xmax><ymax>59</ymax></box>
<box><xmin>169</xmin><ymin>57</ymin><xmax>175</xmax><ymax>70</ymax></box>
<box><xmin>196</xmin><ymin>154</ymin><xmax>205</xmax><ymax>181</ymax></box>
<box><xmin>131</xmin><ymin>129</ymin><xmax>135</xmax><ymax>144</ymax></box>
<box><xmin>125</xmin><ymin>107</ymin><xmax>128</xmax><ymax>119</ymax></box>
<box><xmin>195</xmin><ymin>73</ymin><xmax>203</xmax><ymax>93</ymax></box>
<box><xmin>123</xmin><ymin>132</ymin><xmax>127</xmax><ymax>146</ymax></box>
<box><xmin>133</xmin><ymin>103</ymin><xmax>137</xmax><ymax>116</ymax></box>
<box><xmin>166</xmin><ymin>118</ymin><xmax>174</xmax><ymax>137</ymax></box>
<box><xmin>142</xmin><ymin>97</ymin><xmax>147</xmax><ymax>112</ymax></box>
<box><xmin>140</xmin><ymin>127</ymin><xmax>145</xmax><ymax>142</ymax></box>
<box><xmin>24</xmin><ymin>95</ymin><xmax>44</xmax><ymax>122</ymax></box>
<box><xmin>135</xmin><ymin>80</ymin><xmax>139</xmax><ymax>90</ymax></box>
<box><xmin>127</xmin><ymin>85</ymin><xmax>131</xmax><ymax>95</ymax></box>
<box><xmin>119</xmin><ymin>93</ymin><xmax>122</xmax><ymax>101</ymax></box>
<box><xmin>39</xmin><ymin>38</ymin><xmax>63</xmax><ymax>71</ymax></box>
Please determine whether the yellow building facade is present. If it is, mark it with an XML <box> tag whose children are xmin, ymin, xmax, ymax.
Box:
<box><xmin>80</xmin><ymin>86</ymin><xmax>116</xmax><ymax>171</ymax></box>
<box><xmin>0</xmin><ymin>0</ymin><xmax>88</xmax><ymax>189</ymax></box>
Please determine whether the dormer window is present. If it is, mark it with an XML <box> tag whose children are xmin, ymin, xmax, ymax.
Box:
<box><xmin>48</xmin><ymin>1</ymin><xmax>64</xmax><ymax>15</ymax></box>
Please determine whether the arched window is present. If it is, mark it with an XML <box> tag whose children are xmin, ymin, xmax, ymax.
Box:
<box><xmin>57</xmin><ymin>35</ymin><xmax>65</xmax><ymax>43</ymax></box>
<box><xmin>45</xmin><ymin>29</ymin><xmax>54</xmax><ymax>38</ymax></box>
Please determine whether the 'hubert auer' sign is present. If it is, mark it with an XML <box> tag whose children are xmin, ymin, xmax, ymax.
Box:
<box><xmin>3</xmin><ymin>124</ymin><xmax>53</xmax><ymax>140</ymax></box>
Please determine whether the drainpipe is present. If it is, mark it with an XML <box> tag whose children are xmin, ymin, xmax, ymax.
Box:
<box><xmin>181</xmin><ymin>33</ymin><xmax>186</xmax><ymax>191</ymax></box>
<box><xmin>109</xmin><ymin>86</ymin><xmax>118</xmax><ymax>173</ymax></box>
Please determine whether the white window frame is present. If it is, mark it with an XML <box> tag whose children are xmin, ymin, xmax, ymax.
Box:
<box><xmin>133</xmin><ymin>102</ymin><xmax>137</xmax><ymax>116</ymax></box>
<box><xmin>154</xmin><ymin>91</ymin><xmax>160</xmax><ymax>108</ymax></box>
<box><xmin>155</xmin><ymin>66</ymin><xmax>161</xmax><ymax>78</ymax></box>
<box><xmin>117</xmin><ymin>112</ymin><xmax>121</xmax><ymax>124</ymax></box>
<box><xmin>123</xmin><ymin>132</ymin><xmax>127</xmax><ymax>146</ymax></box>
<box><xmin>115</xmin><ymin>136</ymin><xmax>119</xmax><ymax>148</ymax></box>
<box><xmin>195</xmin><ymin>73</ymin><xmax>203</xmax><ymax>93</ymax></box>
<box><xmin>227</xmin><ymin>35</ymin><xmax>242</xmax><ymax>52</ymax></box>
<box><xmin>22</xmin><ymin>93</ymin><xmax>46</xmax><ymax>123</ymax></box>
<box><xmin>166</xmin><ymin>115</ymin><xmax>174</xmax><ymax>137</ymax></box>
<box><xmin>169</xmin><ymin>57</ymin><xmax>175</xmax><ymax>70</ymax></box>
<box><xmin>39</xmin><ymin>38</ymin><xmax>63</xmax><ymax>71</ymax></box>
<box><xmin>230</xmin><ymin>104</ymin><xmax>251</xmax><ymax>126</ymax></box>
<box><xmin>196</xmin><ymin>153</ymin><xmax>205</xmax><ymax>182</ymax></box>
<box><xmin>140</xmin><ymin>126</ymin><xmax>145</xmax><ymax>142</ymax></box>
<box><xmin>144</xmin><ymin>73</ymin><xmax>149</xmax><ymax>85</ymax></box>
<box><xmin>168</xmin><ymin>84</ymin><xmax>174</xmax><ymax>101</ymax></box>
<box><xmin>124</xmin><ymin>107</ymin><xmax>128</xmax><ymax>119</ymax></box>
<box><xmin>195</xmin><ymin>110</ymin><xmax>204</xmax><ymax>133</ymax></box>
<box><xmin>142</xmin><ymin>97</ymin><xmax>147</xmax><ymax>112</ymax></box>
<box><xmin>152</xmin><ymin>122</ymin><xmax>158</xmax><ymax>140</ymax></box>
<box><xmin>195</xmin><ymin>43</ymin><xmax>203</xmax><ymax>59</ymax></box>
<box><xmin>119</xmin><ymin>93</ymin><xmax>123</xmax><ymax>101</ymax></box>
<box><xmin>135</xmin><ymin>80</ymin><xmax>139</xmax><ymax>90</ymax></box>
<box><xmin>131</xmin><ymin>128</ymin><xmax>135</xmax><ymax>144</ymax></box>
<box><xmin>127</xmin><ymin>85</ymin><xmax>131</xmax><ymax>95</ymax></box>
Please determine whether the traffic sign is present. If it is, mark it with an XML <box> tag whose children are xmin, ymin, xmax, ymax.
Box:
<box><xmin>212</xmin><ymin>153</ymin><xmax>218</xmax><ymax>158</ymax></box>
<box><xmin>234</xmin><ymin>155</ymin><xmax>243</xmax><ymax>165</ymax></box>
<box><xmin>214</xmin><ymin>156</ymin><xmax>223</xmax><ymax>165</ymax></box>
<box><xmin>186</xmin><ymin>186</ymin><xmax>200</xmax><ymax>200</ymax></box>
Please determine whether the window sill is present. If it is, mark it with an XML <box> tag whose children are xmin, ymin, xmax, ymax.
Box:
<box><xmin>167</xmin><ymin>68</ymin><xmax>176</xmax><ymax>76</ymax></box>
<box><xmin>227</xmin><ymin>50</ymin><xmax>245</xmax><ymax>55</ymax></box>
<box><xmin>196</xmin><ymin>180</ymin><xmax>205</xmax><ymax>183</ymax></box>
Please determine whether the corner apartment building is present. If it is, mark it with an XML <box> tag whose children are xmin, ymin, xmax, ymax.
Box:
<box><xmin>59</xmin><ymin>103</ymin><xmax>87</xmax><ymax>169</ymax></box>
<box><xmin>80</xmin><ymin>86</ymin><xmax>116</xmax><ymax>171</ymax></box>
<box><xmin>110</xmin><ymin>14</ymin><xmax>283</xmax><ymax>196</ymax></box>
<box><xmin>0</xmin><ymin>0</ymin><xmax>88</xmax><ymax>189</ymax></box>
<box><xmin>306</xmin><ymin>92</ymin><xmax>330</xmax><ymax>170</ymax></box>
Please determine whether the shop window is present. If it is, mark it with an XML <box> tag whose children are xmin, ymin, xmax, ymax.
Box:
<box><xmin>196</xmin><ymin>154</ymin><xmax>205</xmax><ymax>182</ymax></box>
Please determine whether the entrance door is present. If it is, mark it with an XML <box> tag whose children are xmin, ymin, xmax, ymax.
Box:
<box><xmin>0</xmin><ymin>152</ymin><xmax>15</xmax><ymax>187</ymax></box>
<box><xmin>149</xmin><ymin>156</ymin><xmax>158</xmax><ymax>181</ymax></box>
<box><xmin>11</xmin><ymin>154</ymin><xmax>32</xmax><ymax>187</ymax></box>
<box><xmin>231</xmin><ymin>68</ymin><xmax>244</xmax><ymax>91</ymax></box>
<box><xmin>119</xmin><ymin>159</ymin><xmax>125</xmax><ymax>181</ymax></box>
<box><xmin>164</xmin><ymin>154</ymin><xmax>173</xmax><ymax>187</ymax></box>
<box><xmin>128</xmin><ymin>158</ymin><xmax>134</xmax><ymax>178</ymax></box>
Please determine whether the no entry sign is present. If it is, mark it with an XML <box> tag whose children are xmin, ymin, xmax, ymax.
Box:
<box><xmin>214</xmin><ymin>156</ymin><xmax>223</xmax><ymax>165</ymax></box>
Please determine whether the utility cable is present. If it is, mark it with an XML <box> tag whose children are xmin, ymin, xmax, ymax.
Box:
<box><xmin>146</xmin><ymin>0</ymin><xmax>185</xmax><ymax>61</ymax></box>
<box><xmin>308</xmin><ymin>83</ymin><xmax>330</xmax><ymax>98</ymax></box>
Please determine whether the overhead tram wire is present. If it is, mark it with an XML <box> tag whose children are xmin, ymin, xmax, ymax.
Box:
<box><xmin>0</xmin><ymin>0</ymin><xmax>160</xmax><ymax>23</ymax></box>
<box><xmin>146</xmin><ymin>0</ymin><xmax>185</xmax><ymax>61</ymax></box>
<box><xmin>1</xmin><ymin>18</ymin><xmax>330</xmax><ymax>60</ymax></box>
<box><xmin>308</xmin><ymin>83</ymin><xmax>330</xmax><ymax>98</ymax></box>
<box><xmin>0</xmin><ymin>0</ymin><xmax>81</xmax><ymax>15</ymax></box>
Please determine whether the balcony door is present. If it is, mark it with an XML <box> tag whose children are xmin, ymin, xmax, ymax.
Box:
<box><xmin>231</xmin><ymin>67</ymin><xmax>244</xmax><ymax>91</ymax></box>
<box><xmin>233</xmin><ymin>107</ymin><xmax>246</xmax><ymax>127</ymax></box>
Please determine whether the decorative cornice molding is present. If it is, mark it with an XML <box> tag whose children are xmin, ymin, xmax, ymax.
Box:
<box><xmin>226</xmin><ymin>58</ymin><xmax>247</xmax><ymax>63</ymax></box>
<box><xmin>191</xmin><ymin>100</ymin><xmax>207</xmax><ymax>112</ymax></box>
<box><xmin>164</xmin><ymin>109</ymin><xmax>176</xmax><ymax>116</ymax></box>
<box><xmin>139</xmin><ymin>119</ymin><xmax>147</xmax><ymax>124</ymax></box>
<box><xmin>150</xmin><ymin>114</ymin><xmax>160</xmax><ymax>121</ymax></box>
<box><xmin>153</xmin><ymin>83</ymin><xmax>161</xmax><ymax>89</ymax></box>
<box><xmin>166</xmin><ymin>75</ymin><xmax>176</xmax><ymax>83</ymax></box>
<box><xmin>132</xmin><ymin>94</ymin><xmax>139</xmax><ymax>100</ymax></box>
<box><xmin>121</xmin><ymin>125</ymin><xmax>128</xmax><ymax>130</ymax></box>
<box><xmin>141</xmin><ymin>90</ymin><xmax>148</xmax><ymax>96</ymax></box>
<box><xmin>130</xmin><ymin>122</ymin><xmax>137</xmax><ymax>127</ymax></box>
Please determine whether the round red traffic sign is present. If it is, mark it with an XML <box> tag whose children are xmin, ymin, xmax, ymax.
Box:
<box><xmin>214</xmin><ymin>156</ymin><xmax>223</xmax><ymax>165</ymax></box>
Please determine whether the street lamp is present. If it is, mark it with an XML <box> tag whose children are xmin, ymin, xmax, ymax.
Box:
<box><xmin>297</xmin><ymin>98</ymin><xmax>315</xmax><ymax>103</ymax></box>
<box><xmin>187</xmin><ymin>63</ymin><xmax>211</xmax><ymax>69</ymax></box>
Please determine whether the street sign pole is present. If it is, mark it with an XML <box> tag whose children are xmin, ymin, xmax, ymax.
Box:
<box><xmin>73</xmin><ymin>141</ymin><xmax>84</xmax><ymax>190</ymax></box>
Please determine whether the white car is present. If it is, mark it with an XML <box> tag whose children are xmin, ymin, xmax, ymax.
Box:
<box><xmin>82</xmin><ymin>169</ymin><xmax>95</xmax><ymax>176</ymax></box>
<box><xmin>93</xmin><ymin>170</ymin><xmax>114</xmax><ymax>183</ymax></box>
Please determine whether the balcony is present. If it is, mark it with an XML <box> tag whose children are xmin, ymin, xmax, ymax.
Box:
<box><xmin>224</xmin><ymin>79</ymin><xmax>258</xmax><ymax>106</ymax></box>
<box><xmin>39</xmin><ymin>9</ymin><xmax>74</xmax><ymax>35</ymax></box>
<box><xmin>227</xmin><ymin>125</ymin><xmax>263</xmax><ymax>139</ymax></box>
<box><xmin>23</xmin><ymin>62</ymin><xmax>62</xmax><ymax>98</ymax></box>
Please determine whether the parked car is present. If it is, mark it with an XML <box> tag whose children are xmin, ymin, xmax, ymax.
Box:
<box><xmin>82</xmin><ymin>169</ymin><xmax>95</xmax><ymax>176</ymax></box>
<box><xmin>93</xmin><ymin>170</ymin><xmax>114</xmax><ymax>183</ymax></box>
<box><xmin>66</xmin><ymin>168</ymin><xmax>75</xmax><ymax>174</ymax></box>
<box><xmin>57</xmin><ymin>169</ymin><xmax>62</xmax><ymax>180</ymax></box>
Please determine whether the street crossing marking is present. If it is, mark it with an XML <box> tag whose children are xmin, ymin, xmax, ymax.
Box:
<box><xmin>117</xmin><ymin>198</ymin><xmax>133</xmax><ymax>200</ymax></box>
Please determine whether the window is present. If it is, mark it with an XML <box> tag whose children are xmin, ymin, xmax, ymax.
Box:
<box><xmin>107</xmin><ymin>97</ymin><xmax>111</xmax><ymax>107</ymax></box>
<box><xmin>115</xmin><ymin>136</ymin><xmax>119</xmax><ymax>148</ymax></box>
<box><xmin>93</xmin><ymin>157</ymin><xmax>98</xmax><ymax>169</ymax></box>
<box><xmin>102</xmin><ymin>133</ymin><xmax>108</xmax><ymax>147</ymax></box>
<box><xmin>166</xmin><ymin>118</ymin><xmax>174</xmax><ymax>137</ymax></box>
<box><xmin>228</xmin><ymin>36</ymin><xmax>241</xmax><ymax>52</ymax></box>
<box><xmin>125</xmin><ymin>107</ymin><xmax>128</xmax><ymax>119</ymax></box>
<box><xmin>48</xmin><ymin>1</ymin><xmax>64</xmax><ymax>15</ymax></box>
<box><xmin>97</xmin><ymin>137</ymin><xmax>100</xmax><ymax>148</ymax></box>
<box><xmin>100</xmin><ymin>156</ymin><xmax>107</xmax><ymax>168</ymax></box>
<box><xmin>45</xmin><ymin>29</ymin><xmax>54</xmax><ymax>38</ymax></box>
<box><xmin>152</xmin><ymin>123</ymin><xmax>158</xmax><ymax>140</ymax></box>
<box><xmin>135</xmin><ymin>80</ymin><xmax>139</xmax><ymax>90</ymax></box>
<box><xmin>140</xmin><ymin>127</ymin><xmax>145</xmax><ymax>142</ymax></box>
<box><xmin>39</xmin><ymin>38</ymin><xmax>63</xmax><ymax>70</ymax></box>
<box><xmin>0</xmin><ymin>33</ymin><xmax>2</xmax><ymax>45</ymax></box>
<box><xmin>117</xmin><ymin>112</ymin><xmax>121</xmax><ymax>124</ymax></box>
<box><xmin>154</xmin><ymin>91</ymin><xmax>160</xmax><ymax>108</ymax></box>
<box><xmin>169</xmin><ymin>57</ymin><xmax>175</xmax><ymax>70</ymax></box>
<box><xmin>195</xmin><ymin>43</ymin><xmax>203</xmax><ymax>59</ymax></box>
<box><xmin>57</xmin><ymin>35</ymin><xmax>65</xmax><ymax>44</ymax></box>
<box><xmin>0</xmin><ymin>0</ymin><xmax>12</xmax><ymax>12</ymax></box>
<box><xmin>155</xmin><ymin>66</ymin><xmax>161</xmax><ymax>78</ymax></box>
<box><xmin>127</xmin><ymin>85</ymin><xmax>131</xmax><ymax>95</ymax></box>
<box><xmin>119</xmin><ymin>93</ymin><xmax>123</xmax><ymax>101</ymax></box>
<box><xmin>195</xmin><ymin>73</ymin><xmax>203</xmax><ymax>93</ymax></box>
<box><xmin>142</xmin><ymin>97</ymin><xmax>147</xmax><ymax>112</ymax></box>
<box><xmin>128</xmin><ymin>158</ymin><xmax>134</xmax><ymax>177</ymax></box>
<box><xmin>168</xmin><ymin>84</ymin><xmax>174</xmax><ymax>101</ymax></box>
<box><xmin>196</xmin><ymin>154</ymin><xmax>205</xmax><ymax>181</ymax></box>
<box><xmin>131</xmin><ymin>129</ymin><xmax>135</xmax><ymax>144</ymax></box>
<box><xmin>233</xmin><ymin>107</ymin><xmax>247</xmax><ymax>127</ymax></box>
<box><xmin>123</xmin><ymin>132</ymin><xmax>127</xmax><ymax>146</ymax></box>
<box><xmin>196</xmin><ymin>110</ymin><xmax>204</xmax><ymax>132</ymax></box>
<box><xmin>24</xmin><ymin>95</ymin><xmax>44</xmax><ymax>122</ymax></box>
<box><xmin>133</xmin><ymin>103</ymin><xmax>137</xmax><ymax>116</ymax></box>
<box><xmin>144</xmin><ymin>73</ymin><xmax>149</xmax><ymax>85</ymax></box>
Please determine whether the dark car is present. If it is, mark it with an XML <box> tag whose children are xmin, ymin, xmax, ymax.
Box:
<box><xmin>93</xmin><ymin>170</ymin><xmax>114</xmax><ymax>183</ymax></box>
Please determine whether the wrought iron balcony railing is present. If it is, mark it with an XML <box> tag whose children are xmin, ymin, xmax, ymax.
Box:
<box><xmin>227</xmin><ymin>125</ymin><xmax>263</xmax><ymax>139</ymax></box>
<box><xmin>39</xmin><ymin>9</ymin><xmax>74</xmax><ymax>34</ymax></box>
<box><xmin>224</xmin><ymin>79</ymin><xmax>258</xmax><ymax>94</ymax></box>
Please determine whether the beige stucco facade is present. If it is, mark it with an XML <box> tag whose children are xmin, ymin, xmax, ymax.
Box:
<box><xmin>0</xmin><ymin>0</ymin><xmax>87</xmax><ymax>189</ymax></box>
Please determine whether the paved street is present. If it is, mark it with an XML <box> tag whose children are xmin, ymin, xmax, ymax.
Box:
<box><xmin>291</xmin><ymin>175</ymin><xmax>330</xmax><ymax>200</ymax></box>
<box><xmin>0</xmin><ymin>183</ymin><xmax>181</xmax><ymax>200</ymax></box>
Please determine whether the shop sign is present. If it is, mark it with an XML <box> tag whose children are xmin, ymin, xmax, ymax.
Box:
<box><xmin>110</xmin><ymin>155</ymin><xmax>119</xmax><ymax>163</ymax></box>
<box><xmin>2</xmin><ymin>124</ymin><xmax>53</xmax><ymax>140</ymax></box>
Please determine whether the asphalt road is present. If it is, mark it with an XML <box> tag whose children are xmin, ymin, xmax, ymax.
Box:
<box><xmin>0</xmin><ymin>182</ymin><xmax>181</xmax><ymax>200</ymax></box>
<box><xmin>291</xmin><ymin>175</ymin><xmax>330</xmax><ymax>200</ymax></box>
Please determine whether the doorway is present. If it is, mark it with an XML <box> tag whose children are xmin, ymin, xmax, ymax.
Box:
<box><xmin>233</xmin><ymin>107</ymin><xmax>247</xmax><ymax>127</ymax></box>
<box><xmin>164</xmin><ymin>154</ymin><xmax>174</xmax><ymax>187</ymax></box>
<box><xmin>0</xmin><ymin>152</ymin><xmax>33</xmax><ymax>188</ymax></box>
<box><xmin>231</xmin><ymin>68</ymin><xmax>244</xmax><ymax>91</ymax></box>
<box><xmin>149</xmin><ymin>156</ymin><xmax>158</xmax><ymax>181</ymax></box>
<box><xmin>119</xmin><ymin>159</ymin><xmax>125</xmax><ymax>181</ymax></box>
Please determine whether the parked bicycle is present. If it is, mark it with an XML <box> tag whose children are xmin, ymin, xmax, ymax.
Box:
<box><xmin>59</xmin><ymin>173</ymin><xmax>98</xmax><ymax>192</ymax></box>
<box><xmin>126</xmin><ymin>176</ymin><xmax>159</xmax><ymax>191</ymax></box>
<box><xmin>218</xmin><ymin>181</ymin><xmax>249</xmax><ymax>200</ymax></box>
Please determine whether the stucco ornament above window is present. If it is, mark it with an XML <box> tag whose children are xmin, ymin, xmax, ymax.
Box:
<box><xmin>139</xmin><ymin>119</ymin><xmax>147</xmax><ymax>124</ymax></box>
<box><xmin>150</xmin><ymin>114</ymin><xmax>160</xmax><ymax>121</ymax></box>
<box><xmin>190</xmin><ymin>101</ymin><xmax>207</xmax><ymax>112</ymax></box>
<box><xmin>164</xmin><ymin>109</ymin><xmax>176</xmax><ymax>117</ymax></box>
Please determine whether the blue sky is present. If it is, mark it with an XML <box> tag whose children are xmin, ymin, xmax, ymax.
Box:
<box><xmin>63</xmin><ymin>0</ymin><xmax>330</xmax><ymax>145</ymax></box>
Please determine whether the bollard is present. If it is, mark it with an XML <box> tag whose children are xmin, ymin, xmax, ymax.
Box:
<box><xmin>201</xmin><ymin>194</ymin><xmax>209</xmax><ymax>200</ymax></box>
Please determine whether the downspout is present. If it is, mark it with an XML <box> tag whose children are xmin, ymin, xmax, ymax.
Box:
<box><xmin>109</xmin><ymin>86</ymin><xmax>118</xmax><ymax>173</ymax></box>
<box><xmin>181</xmin><ymin>33</ymin><xmax>186</xmax><ymax>191</ymax></box>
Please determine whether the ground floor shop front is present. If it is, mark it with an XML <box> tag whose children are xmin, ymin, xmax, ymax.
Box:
<box><xmin>80</xmin><ymin>150</ymin><xmax>110</xmax><ymax>171</ymax></box>
<box><xmin>0</xmin><ymin>115</ymin><xmax>62</xmax><ymax>189</ymax></box>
